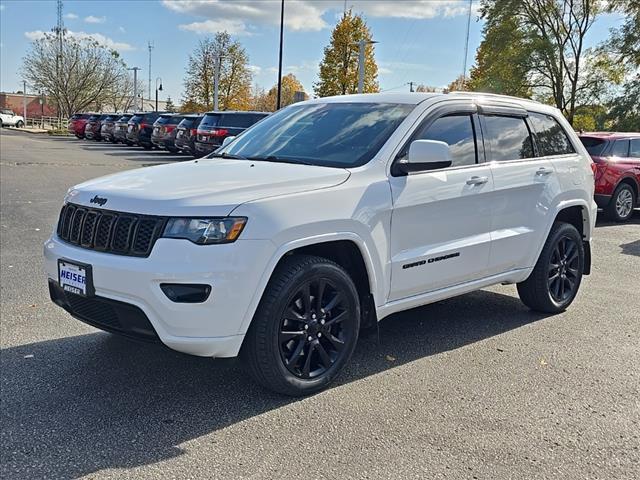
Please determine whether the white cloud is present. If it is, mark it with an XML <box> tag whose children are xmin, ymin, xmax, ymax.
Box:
<box><xmin>24</xmin><ymin>30</ymin><xmax>134</xmax><ymax>51</ymax></box>
<box><xmin>163</xmin><ymin>1</ymin><xmax>477</xmax><ymax>35</ymax></box>
<box><xmin>247</xmin><ymin>65</ymin><xmax>262</xmax><ymax>74</ymax></box>
<box><xmin>64</xmin><ymin>12</ymin><xmax>78</xmax><ymax>20</ymax></box>
<box><xmin>118</xmin><ymin>26</ymin><xmax>126</xmax><ymax>33</ymax></box>
<box><xmin>84</xmin><ymin>15</ymin><xmax>106</xmax><ymax>24</ymax></box>
<box><xmin>179</xmin><ymin>19</ymin><xmax>253</xmax><ymax>36</ymax></box>
<box><xmin>378</xmin><ymin>67</ymin><xmax>392</xmax><ymax>75</ymax></box>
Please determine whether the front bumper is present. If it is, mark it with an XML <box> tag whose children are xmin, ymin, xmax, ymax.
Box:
<box><xmin>44</xmin><ymin>234</ymin><xmax>276</xmax><ymax>357</ymax></box>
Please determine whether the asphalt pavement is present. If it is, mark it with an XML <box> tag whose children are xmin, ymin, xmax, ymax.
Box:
<box><xmin>1</xmin><ymin>128</ymin><xmax>639</xmax><ymax>479</ymax></box>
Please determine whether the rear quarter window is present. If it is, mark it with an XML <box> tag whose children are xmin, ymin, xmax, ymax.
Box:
<box><xmin>529</xmin><ymin>112</ymin><xmax>575</xmax><ymax>156</ymax></box>
<box><xmin>579</xmin><ymin>137</ymin><xmax>607</xmax><ymax>156</ymax></box>
<box><xmin>610</xmin><ymin>140</ymin><xmax>630</xmax><ymax>157</ymax></box>
<box><xmin>630</xmin><ymin>139</ymin><xmax>640</xmax><ymax>157</ymax></box>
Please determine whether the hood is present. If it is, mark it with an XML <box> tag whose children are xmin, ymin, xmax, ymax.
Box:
<box><xmin>66</xmin><ymin>159</ymin><xmax>350</xmax><ymax>216</ymax></box>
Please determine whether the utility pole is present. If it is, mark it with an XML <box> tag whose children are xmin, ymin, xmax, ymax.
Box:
<box><xmin>23</xmin><ymin>81</ymin><xmax>27</xmax><ymax>121</ymax></box>
<box><xmin>128</xmin><ymin>67</ymin><xmax>140</xmax><ymax>111</ymax></box>
<box><xmin>55</xmin><ymin>0</ymin><xmax>64</xmax><ymax>119</ymax></box>
<box><xmin>148</xmin><ymin>41</ymin><xmax>154</xmax><ymax>108</ymax></box>
<box><xmin>462</xmin><ymin>0</ymin><xmax>472</xmax><ymax>81</ymax></box>
<box><xmin>213</xmin><ymin>55</ymin><xmax>221</xmax><ymax>110</ymax></box>
<box><xmin>357</xmin><ymin>39</ymin><xmax>378</xmax><ymax>94</ymax></box>
<box><xmin>276</xmin><ymin>0</ymin><xmax>285</xmax><ymax>110</ymax></box>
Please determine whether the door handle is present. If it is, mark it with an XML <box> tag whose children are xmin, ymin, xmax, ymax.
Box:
<box><xmin>466</xmin><ymin>176</ymin><xmax>489</xmax><ymax>186</ymax></box>
<box><xmin>536</xmin><ymin>167</ymin><xmax>553</xmax><ymax>176</ymax></box>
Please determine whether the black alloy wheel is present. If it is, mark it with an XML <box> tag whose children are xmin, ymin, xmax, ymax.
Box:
<box><xmin>547</xmin><ymin>235</ymin><xmax>580</xmax><ymax>303</ymax></box>
<box><xmin>242</xmin><ymin>254</ymin><xmax>360</xmax><ymax>396</ymax></box>
<box><xmin>279</xmin><ymin>278</ymin><xmax>353</xmax><ymax>379</ymax></box>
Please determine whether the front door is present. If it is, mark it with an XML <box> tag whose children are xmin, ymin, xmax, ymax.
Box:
<box><xmin>388</xmin><ymin>110</ymin><xmax>494</xmax><ymax>301</ymax></box>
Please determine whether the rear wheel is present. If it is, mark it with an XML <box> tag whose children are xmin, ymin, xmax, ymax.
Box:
<box><xmin>605</xmin><ymin>183</ymin><xmax>636</xmax><ymax>222</ymax></box>
<box><xmin>517</xmin><ymin>222</ymin><xmax>584</xmax><ymax>313</ymax></box>
<box><xmin>242</xmin><ymin>255</ymin><xmax>360</xmax><ymax>396</ymax></box>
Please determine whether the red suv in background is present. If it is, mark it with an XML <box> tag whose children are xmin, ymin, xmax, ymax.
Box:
<box><xmin>68</xmin><ymin>113</ymin><xmax>92</xmax><ymax>138</ymax></box>
<box><xmin>579</xmin><ymin>133</ymin><xmax>640</xmax><ymax>222</ymax></box>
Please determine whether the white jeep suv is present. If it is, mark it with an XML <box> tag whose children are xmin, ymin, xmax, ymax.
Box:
<box><xmin>44</xmin><ymin>93</ymin><xmax>597</xmax><ymax>395</ymax></box>
<box><xmin>0</xmin><ymin>109</ymin><xmax>25</xmax><ymax>128</ymax></box>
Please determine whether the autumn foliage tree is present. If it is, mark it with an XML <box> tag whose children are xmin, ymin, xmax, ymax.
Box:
<box><xmin>314</xmin><ymin>10</ymin><xmax>379</xmax><ymax>97</ymax></box>
<box><xmin>181</xmin><ymin>32</ymin><xmax>252</xmax><ymax>112</ymax></box>
<box><xmin>252</xmin><ymin>74</ymin><xmax>307</xmax><ymax>112</ymax></box>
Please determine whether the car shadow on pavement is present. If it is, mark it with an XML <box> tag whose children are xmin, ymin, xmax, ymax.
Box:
<box><xmin>619</xmin><ymin>239</ymin><xmax>640</xmax><ymax>257</ymax></box>
<box><xmin>0</xmin><ymin>289</ymin><xmax>549</xmax><ymax>478</ymax></box>
<box><xmin>595</xmin><ymin>210</ymin><xmax>640</xmax><ymax>228</ymax></box>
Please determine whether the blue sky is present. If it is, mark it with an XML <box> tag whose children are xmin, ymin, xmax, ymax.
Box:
<box><xmin>0</xmin><ymin>0</ymin><xmax>624</xmax><ymax>104</ymax></box>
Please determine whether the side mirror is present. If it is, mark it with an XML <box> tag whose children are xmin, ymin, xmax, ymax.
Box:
<box><xmin>221</xmin><ymin>135</ymin><xmax>236</xmax><ymax>147</ymax></box>
<box><xmin>399</xmin><ymin>139</ymin><xmax>452</xmax><ymax>173</ymax></box>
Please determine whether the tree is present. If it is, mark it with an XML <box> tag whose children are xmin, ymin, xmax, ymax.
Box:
<box><xmin>104</xmin><ymin>73</ymin><xmax>145</xmax><ymax>113</ymax></box>
<box><xmin>314</xmin><ymin>9</ymin><xmax>379</xmax><ymax>97</ymax></box>
<box><xmin>444</xmin><ymin>75</ymin><xmax>470</xmax><ymax>93</ymax></box>
<box><xmin>21</xmin><ymin>32</ymin><xmax>126</xmax><ymax>117</ymax></box>
<box><xmin>252</xmin><ymin>74</ymin><xmax>307</xmax><ymax>112</ymax></box>
<box><xmin>606</xmin><ymin>75</ymin><xmax>640</xmax><ymax>131</ymax></box>
<box><xmin>470</xmin><ymin>0</ymin><xmax>622</xmax><ymax>125</ymax></box>
<box><xmin>468</xmin><ymin>3</ymin><xmax>533</xmax><ymax>97</ymax></box>
<box><xmin>606</xmin><ymin>0</ymin><xmax>640</xmax><ymax>68</ymax></box>
<box><xmin>181</xmin><ymin>32</ymin><xmax>253</xmax><ymax>111</ymax></box>
<box><xmin>165</xmin><ymin>96</ymin><xmax>176</xmax><ymax>112</ymax></box>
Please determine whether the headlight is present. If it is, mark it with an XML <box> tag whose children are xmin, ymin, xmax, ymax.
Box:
<box><xmin>162</xmin><ymin>217</ymin><xmax>247</xmax><ymax>244</ymax></box>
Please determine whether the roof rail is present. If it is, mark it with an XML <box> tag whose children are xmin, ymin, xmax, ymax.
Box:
<box><xmin>448</xmin><ymin>90</ymin><xmax>543</xmax><ymax>105</ymax></box>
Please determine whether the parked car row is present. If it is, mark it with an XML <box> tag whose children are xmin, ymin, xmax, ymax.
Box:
<box><xmin>68</xmin><ymin>110</ymin><xmax>269</xmax><ymax>158</ymax></box>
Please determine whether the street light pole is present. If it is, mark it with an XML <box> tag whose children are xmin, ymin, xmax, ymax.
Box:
<box><xmin>357</xmin><ymin>39</ymin><xmax>378</xmax><ymax>94</ymax></box>
<box><xmin>155</xmin><ymin>77</ymin><xmax>163</xmax><ymax>112</ymax></box>
<box><xmin>23</xmin><ymin>81</ymin><xmax>27</xmax><ymax>121</ymax></box>
<box><xmin>128</xmin><ymin>67</ymin><xmax>140</xmax><ymax>111</ymax></box>
<box><xmin>276</xmin><ymin>0</ymin><xmax>285</xmax><ymax>110</ymax></box>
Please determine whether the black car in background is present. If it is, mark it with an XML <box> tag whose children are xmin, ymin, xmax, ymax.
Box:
<box><xmin>100</xmin><ymin>114</ymin><xmax>122</xmax><ymax>143</ymax></box>
<box><xmin>194</xmin><ymin>111</ymin><xmax>269</xmax><ymax>157</ymax></box>
<box><xmin>84</xmin><ymin>114</ymin><xmax>112</xmax><ymax>141</ymax></box>
<box><xmin>126</xmin><ymin>112</ymin><xmax>165</xmax><ymax>149</ymax></box>
<box><xmin>113</xmin><ymin>114</ymin><xmax>133</xmax><ymax>144</ymax></box>
<box><xmin>174</xmin><ymin>114</ymin><xmax>204</xmax><ymax>156</ymax></box>
<box><xmin>151</xmin><ymin>114</ymin><xmax>187</xmax><ymax>153</ymax></box>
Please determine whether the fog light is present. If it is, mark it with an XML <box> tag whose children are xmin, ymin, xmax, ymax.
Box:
<box><xmin>160</xmin><ymin>283</ymin><xmax>212</xmax><ymax>303</ymax></box>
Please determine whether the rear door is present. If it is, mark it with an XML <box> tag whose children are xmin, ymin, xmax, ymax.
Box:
<box><xmin>482</xmin><ymin>107</ymin><xmax>565</xmax><ymax>274</ymax></box>
<box><xmin>388</xmin><ymin>103</ymin><xmax>494</xmax><ymax>300</ymax></box>
<box><xmin>630</xmin><ymin>140</ymin><xmax>640</xmax><ymax>194</ymax></box>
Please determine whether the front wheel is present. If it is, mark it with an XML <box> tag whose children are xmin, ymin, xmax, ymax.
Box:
<box><xmin>517</xmin><ymin>222</ymin><xmax>584</xmax><ymax>313</ymax></box>
<box><xmin>242</xmin><ymin>255</ymin><xmax>360</xmax><ymax>396</ymax></box>
<box><xmin>605</xmin><ymin>183</ymin><xmax>636</xmax><ymax>222</ymax></box>
<box><xmin>15</xmin><ymin>120</ymin><xmax>24</xmax><ymax>128</ymax></box>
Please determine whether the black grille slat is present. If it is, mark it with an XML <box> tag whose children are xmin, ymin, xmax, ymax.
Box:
<box><xmin>70</xmin><ymin>208</ymin><xmax>86</xmax><ymax>244</ymax></box>
<box><xmin>56</xmin><ymin>203</ymin><xmax>164</xmax><ymax>257</ymax></box>
<box><xmin>81</xmin><ymin>211</ymin><xmax>99</xmax><ymax>246</ymax></box>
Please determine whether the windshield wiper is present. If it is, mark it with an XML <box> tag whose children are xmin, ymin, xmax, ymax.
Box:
<box><xmin>248</xmin><ymin>155</ymin><xmax>315</xmax><ymax>166</ymax></box>
<box><xmin>208</xmin><ymin>152</ymin><xmax>249</xmax><ymax>160</ymax></box>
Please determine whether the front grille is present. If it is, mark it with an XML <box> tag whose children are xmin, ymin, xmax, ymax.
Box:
<box><xmin>57</xmin><ymin>203</ymin><xmax>166</xmax><ymax>257</ymax></box>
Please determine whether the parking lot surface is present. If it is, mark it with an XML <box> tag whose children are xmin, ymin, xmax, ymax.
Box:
<box><xmin>1</xmin><ymin>129</ymin><xmax>639</xmax><ymax>479</ymax></box>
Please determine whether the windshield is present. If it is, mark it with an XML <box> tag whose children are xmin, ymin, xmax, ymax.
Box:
<box><xmin>200</xmin><ymin>114</ymin><xmax>221</xmax><ymax>127</ymax></box>
<box><xmin>218</xmin><ymin>102</ymin><xmax>414</xmax><ymax>168</ymax></box>
<box><xmin>580</xmin><ymin>137</ymin><xmax>607</xmax><ymax>156</ymax></box>
<box><xmin>178</xmin><ymin>116</ymin><xmax>200</xmax><ymax>128</ymax></box>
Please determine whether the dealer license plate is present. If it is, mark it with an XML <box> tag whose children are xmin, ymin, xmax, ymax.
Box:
<box><xmin>58</xmin><ymin>260</ymin><xmax>91</xmax><ymax>296</ymax></box>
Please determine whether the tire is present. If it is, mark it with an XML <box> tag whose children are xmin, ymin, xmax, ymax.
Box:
<box><xmin>242</xmin><ymin>254</ymin><xmax>361</xmax><ymax>396</ymax></box>
<box><xmin>15</xmin><ymin>120</ymin><xmax>24</xmax><ymax>128</ymax></box>
<box><xmin>517</xmin><ymin>222</ymin><xmax>584</xmax><ymax>313</ymax></box>
<box><xmin>605</xmin><ymin>183</ymin><xmax>636</xmax><ymax>222</ymax></box>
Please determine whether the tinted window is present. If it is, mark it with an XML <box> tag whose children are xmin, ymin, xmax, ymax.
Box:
<box><xmin>156</xmin><ymin>115</ymin><xmax>184</xmax><ymax>125</ymax></box>
<box><xmin>87</xmin><ymin>115</ymin><xmax>100</xmax><ymax>121</ymax></box>
<box><xmin>611</xmin><ymin>140</ymin><xmax>630</xmax><ymax>157</ymax></box>
<box><xmin>529</xmin><ymin>112</ymin><xmax>575</xmax><ymax>156</ymax></box>
<box><xmin>221</xmin><ymin>102</ymin><xmax>414</xmax><ymax>168</ymax></box>
<box><xmin>580</xmin><ymin>137</ymin><xmax>607</xmax><ymax>156</ymax></box>
<box><xmin>129</xmin><ymin>115</ymin><xmax>143</xmax><ymax>123</ymax></box>
<box><xmin>117</xmin><ymin>115</ymin><xmax>131</xmax><ymax>122</ymax></box>
<box><xmin>219</xmin><ymin>113</ymin><xmax>267</xmax><ymax>128</ymax></box>
<box><xmin>178</xmin><ymin>117</ymin><xmax>200</xmax><ymax>129</ymax></box>
<box><xmin>630</xmin><ymin>139</ymin><xmax>640</xmax><ymax>157</ymax></box>
<box><xmin>200</xmin><ymin>114</ymin><xmax>221</xmax><ymax>127</ymax></box>
<box><xmin>409</xmin><ymin>114</ymin><xmax>476</xmax><ymax>167</ymax></box>
<box><xmin>483</xmin><ymin>115</ymin><xmax>534</xmax><ymax>161</ymax></box>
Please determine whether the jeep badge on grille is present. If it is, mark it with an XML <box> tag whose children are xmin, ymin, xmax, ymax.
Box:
<box><xmin>90</xmin><ymin>195</ymin><xmax>108</xmax><ymax>206</ymax></box>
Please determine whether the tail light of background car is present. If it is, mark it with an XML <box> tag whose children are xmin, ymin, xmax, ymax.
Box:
<box><xmin>210</xmin><ymin>129</ymin><xmax>228</xmax><ymax>137</ymax></box>
<box><xmin>190</xmin><ymin>128</ymin><xmax>197</xmax><ymax>137</ymax></box>
<box><xmin>165</xmin><ymin>126</ymin><xmax>175</xmax><ymax>133</ymax></box>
